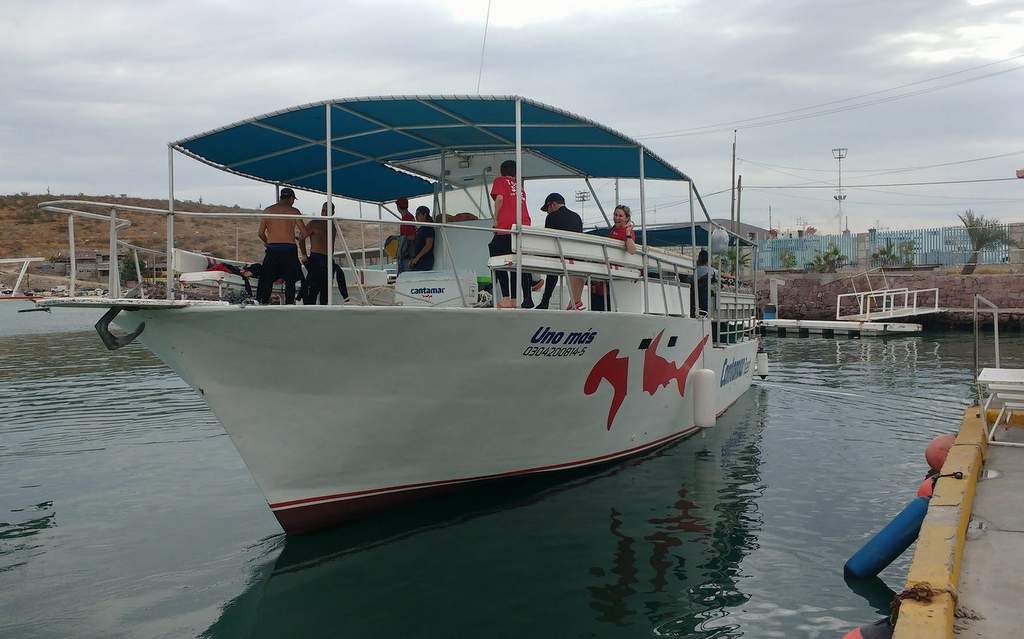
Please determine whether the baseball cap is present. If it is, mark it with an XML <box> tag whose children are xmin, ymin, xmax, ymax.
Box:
<box><xmin>541</xmin><ymin>192</ymin><xmax>565</xmax><ymax>212</ymax></box>
<box><xmin>279</xmin><ymin>187</ymin><xmax>296</xmax><ymax>200</ymax></box>
<box><xmin>396</xmin><ymin>197</ymin><xmax>409</xmax><ymax>209</ymax></box>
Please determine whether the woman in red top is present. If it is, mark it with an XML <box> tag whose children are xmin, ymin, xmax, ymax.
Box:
<box><xmin>592</xmin><ymin>205</ymin><xmax>638</xmax><ymax>311</ymax></box>
<box><xmin>488</xmin><ymin>160</ymin><xmax>534</xmax><ymax>308</ymax></box>
<box><xmin>607</xmin><ymin>205</ymin><xmax>637</xmax><ymax>254</ymax></box>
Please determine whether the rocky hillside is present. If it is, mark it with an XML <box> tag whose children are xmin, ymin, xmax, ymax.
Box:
<box><xmin>1</xmin><ymin>193</ymin><xmax>394</xmax><ymax>263</ymax></box>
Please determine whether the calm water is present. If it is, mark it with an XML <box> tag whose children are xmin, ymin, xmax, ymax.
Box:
<box><xmin>2</xmin><ymin>302</ymin><xmax>1019</xmax><ymax>638</ymax></box>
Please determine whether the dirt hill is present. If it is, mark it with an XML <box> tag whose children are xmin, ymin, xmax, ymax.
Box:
<box><xmin>1</xmin><ymin>193</ymin><xmax>395</xmax><ymax>264</ymax></box>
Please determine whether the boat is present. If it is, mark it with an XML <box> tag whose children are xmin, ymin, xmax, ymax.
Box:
<box><xmin>33</xmin><ymin>96</ymin><xmax>762</xmax><ymax>534</ymax></box>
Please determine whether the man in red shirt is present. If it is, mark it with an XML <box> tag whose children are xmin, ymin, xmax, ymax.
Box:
<box><xmin>488</xmin><ymin>160</ymin><xmax>534</xmax><ymax>308</ymax></box>
<box><xmin>397</xmin><ymin>197</ymin><xmax>416</xmax><ymax>273</ymax></box>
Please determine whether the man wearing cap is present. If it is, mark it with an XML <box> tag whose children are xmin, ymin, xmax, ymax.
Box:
<box><xmin>256</xmin><ymin>187</ymin><xmax>308</xmax><ymax>304</ymax></box>
<box><xmin>396</xmin><ymin>197</ymin><xmax>416</xmax><ymax>273</ymax></box>
<box><xmin>536</xmin><ymin>193</ymin><xmax>586</xmax><ymax>310</ymax></box>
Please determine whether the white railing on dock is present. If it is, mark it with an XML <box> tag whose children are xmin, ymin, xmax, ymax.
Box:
<box><xmin>836</xmin><ymin>287</ymin><xmax>940</xmax><ymax>321</ymax></box>
<box><xmin>974</xmin><ymin>294</ymin><xmax>1024</xmax><ymax>448</ymax></box>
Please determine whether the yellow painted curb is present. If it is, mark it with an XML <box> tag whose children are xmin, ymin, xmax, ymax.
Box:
<box><xmin>893</xmin><ymin>407</ymin><xmax>985</xmax><ymax>639</ymax></box>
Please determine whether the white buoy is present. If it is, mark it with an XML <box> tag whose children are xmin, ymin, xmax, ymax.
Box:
<box><xmin>756</xmin><ymin>352</ymin><xmax>769</xmax><ymax>379</ymax></box>
<box><xmin>692</xmin><ymin>368</ymin><xmax>716</xmax><ymax>428</ymax></box>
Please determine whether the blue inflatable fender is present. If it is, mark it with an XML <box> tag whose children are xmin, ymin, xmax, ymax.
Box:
<box><xmin>844</xmin><ymin>496</ymin><xmax>929</xmax><ymax>580</ymax></box>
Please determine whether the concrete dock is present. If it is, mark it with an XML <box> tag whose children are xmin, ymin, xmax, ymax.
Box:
<box><xmin>893</xmin><ymin>408</ymin><xmax>1024</xmax><ymax>639</ymax></box>
<box><xmin>954</xmin><ymin>425</ymin><xmax>1024</xmax><ymax>638</ymax></box>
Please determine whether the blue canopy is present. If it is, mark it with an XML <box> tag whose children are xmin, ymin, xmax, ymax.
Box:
<box><xmin>173</xmin><ymin>96</ymin><xmax>690</xmax><ymax>204</ymax></box>
<box><xmin>588</xmin><ymin>223</ymin><xmax>756</xmax><ymax>247</ymax></box>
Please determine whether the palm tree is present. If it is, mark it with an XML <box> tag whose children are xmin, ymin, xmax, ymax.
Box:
<box><xmin>872</xmin><ymin>240</ymin><xmax>899</xmax><ymax>267</ymax></box>
<box><xmin>959</xmin><ymin>210</ymin><xmax>1015</xmax><ymax>275</ymax></box>
<box><xmin>808</xmin><ymin>244</ymin><xmax>847</xmax><ymax>273</ymax></box>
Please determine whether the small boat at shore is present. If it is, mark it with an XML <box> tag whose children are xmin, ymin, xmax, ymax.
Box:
<box><xmin>33</xmin><ymin>96</ymin><xmax>763</xmax><ymax>534</ymax></box>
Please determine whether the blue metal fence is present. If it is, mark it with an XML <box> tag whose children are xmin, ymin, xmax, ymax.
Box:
<box><xmin>756</xmin><ymin>224</ymin><xmax>1014</xmax><ymax>270</ymax></box>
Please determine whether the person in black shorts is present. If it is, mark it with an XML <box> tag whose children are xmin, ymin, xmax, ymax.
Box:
<box><xmin>536</xmin><ymin>193</ymin><xmax>585</xmax><ymax>310</ymax></box>
<box><xmin>256</xmin><ymin>188</ymin><xmax>308</xmax><ymax>304</ymax></box>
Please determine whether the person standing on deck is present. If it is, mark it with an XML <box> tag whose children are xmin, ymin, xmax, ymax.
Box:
<box><xmin>299</xmin><ymin>202</ymin><xmax>350</xmax><ymax>304</ymax></box>
<box><xmin>410</xmin><ymin>206</ymin><xmax>435</xmax><ymax>271</ymax></box>
<box><xmin>488</xmin><ymin>160</ymin><xmax>534</xmax><ymax>308</ymax></box>
<box><xmin>256</xmin><ymin>188</ymin><xmax>308</xmax><ymax>304</ymax></box>
<box><xmin>396</xmin><ymin>197</ymin><xmax>416</xmax><ymax>274</ymax></box>
<box><xmin>536</xmin><ymin>193</ymin><xmax>585</xmax><ymax>310</ymax></box>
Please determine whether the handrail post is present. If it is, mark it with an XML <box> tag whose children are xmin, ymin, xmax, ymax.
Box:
<box><xmin>68</xmin><ymin>215</ymin><xmax>76</xmax><ymax>296</ymax></box>
<box><xmin>335</xmin><ymin>222</ymin><xmax>367</xmax><ymax>304</ymax></box>
<box><xmin>600</xmin><ymin>244</ymin><xmax>616</xmax><ymax>312</ymax></box>
<box><xmin>326</xmin><ymin>103</ymin><xmax>334</xmax><ymax>306</ymax></box>
<box><xmin>133</xmin><ymin>249</ymin><xmax>145</xmax><ymax>299</ymax></box>
<box><xmin>556</xmin><ymin>235</ymin><xmax>571</xmax><ymax>309</ymax></box>
<box><xmin>166</xmin><ymin>146</ymin><xmax>175</xmax><ymax>300</ymax></box>
<box><xmin>514</xmin><ymin>97</ymin><xmax>523</xmax><ymax>307</ymax></box>
<box><xmin>639</xmin><ymin>146</ymin><xmax>648</xmax><ymax>314</ymax></box>
<box><xmin>440</xmin><ymin>226</ymin><xmax>466</xmax><ymax>306</ymax></box>
<box><xmin>108</xmin><ymin>207</ymin><xmax>120</xmax><ymax>298</ymax></box>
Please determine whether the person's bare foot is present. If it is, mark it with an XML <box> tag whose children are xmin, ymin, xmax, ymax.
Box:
<box><xmin>497</xmin><ymin>298</ymin><xmax>516</xmax><ymax>309</ymax></box>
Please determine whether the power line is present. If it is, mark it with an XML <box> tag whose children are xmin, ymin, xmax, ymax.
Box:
<box><xmin>738</xmin><ymin>150</ymin><xmax>1024</xmax><ymax>175</ymax></box>
<box><xmin>639</xmin><ymin>55</ymin><xmax>1024</xmax><ymax>139</ymax></box>
<box><xmin>475</xmin><ymin>0</ymin><xmax>492</xmax><ymax>94</ymax></box>
<box><xmin>747</xmin><ymin>177</ymin><xmax>1020</xmax><ymax>189</ymax></box>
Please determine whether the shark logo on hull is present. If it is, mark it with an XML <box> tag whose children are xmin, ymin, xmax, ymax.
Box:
<box><xmin>584</xmin><ymin>331</ymin><xmax>709</xmax><ymax>430</ymax></box>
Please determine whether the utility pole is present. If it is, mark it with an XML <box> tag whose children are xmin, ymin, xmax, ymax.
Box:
<box><xmin>832</xmin><ymin>147</ymin><xmax>848</xmax><ymax>235</ymax></box>
<box><xmin>730</xmin><ymin>129</ymin><xmax>737</xmax><ymax>235</ymax></box>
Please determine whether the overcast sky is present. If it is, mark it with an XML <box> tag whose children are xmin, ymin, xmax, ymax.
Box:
<box><xmin>2</xmin><ymin>0</ymin><xmax>1022</xmax><ymax>233</ymax></box>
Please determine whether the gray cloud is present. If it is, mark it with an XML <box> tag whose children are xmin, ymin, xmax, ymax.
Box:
<box><xmin>1</xmin><ymin>0</ymin><xmax>1021</xmax><ymax>232</ymax></box>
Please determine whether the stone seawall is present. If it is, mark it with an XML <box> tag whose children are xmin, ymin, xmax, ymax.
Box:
<box><xmin>756</xmin><ymin>272</ymin><xmax>1024</xmax><ymax>329</ymax></box>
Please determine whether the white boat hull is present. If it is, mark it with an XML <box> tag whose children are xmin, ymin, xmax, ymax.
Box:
<box><xmin>110</xmin><ymin>305</ymin><xmax>757</xmax><ymax>534</ymax></box>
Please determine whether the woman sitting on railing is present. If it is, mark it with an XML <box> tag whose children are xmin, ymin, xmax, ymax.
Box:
<box><xmin>591</xmin><ymin>205</ymin><xmax>637</xmax><ymax>312</ymax></box>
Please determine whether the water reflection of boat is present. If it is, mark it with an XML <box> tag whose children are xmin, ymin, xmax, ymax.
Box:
<box><xmin>202</xmin><ymin>390</ymin><xmax>767</xmax><ymax>639</ymax></box>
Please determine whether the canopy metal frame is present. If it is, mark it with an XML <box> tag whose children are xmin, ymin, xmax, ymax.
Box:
<box><xmin>155</xmin><ymin>95</ymin><xmax>761</xmax><ymax>317</ymax></box>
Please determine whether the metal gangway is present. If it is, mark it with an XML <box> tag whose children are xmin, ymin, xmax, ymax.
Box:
<box><xmin>835</xmin><ymin>267</ymin><xmax>942</xmax><ymax>321</ymax></box>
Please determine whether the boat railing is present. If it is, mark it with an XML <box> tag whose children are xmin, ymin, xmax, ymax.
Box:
<box><xmin>36</xmin><ymin>199</ymin><xmax>756</xmax><ymax>328</ymax></box>
<box><xmin>1</xmin><ymin>257</ymin><xmax>45</xmax><ymax>297</ymax></box>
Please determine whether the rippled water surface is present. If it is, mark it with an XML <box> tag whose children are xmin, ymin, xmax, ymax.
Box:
<box><xmin>2</xmin><ymin>304</ymin><xmax>1019</xmax><ymax>638</ymax></box>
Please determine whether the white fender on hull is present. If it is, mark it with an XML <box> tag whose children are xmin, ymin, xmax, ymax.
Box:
<box><xmin>692</xmin><ymin>368</ymin><xmax>716</xmax><ymax>428</ymax></box>
<box><xmin>756</xmin><ymin>351</ymin><xmax>769</xmax><ymax>380</ymax></box>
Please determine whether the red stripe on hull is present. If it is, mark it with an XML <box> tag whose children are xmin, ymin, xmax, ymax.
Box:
<box><xmin>272</xmin><ymin>425</ymin><xmax>701</xmax><ymax>534</ymax></box>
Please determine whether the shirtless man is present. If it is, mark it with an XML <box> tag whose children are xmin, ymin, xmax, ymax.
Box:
<box><xmin>299</xmin><ymin>202</ymin><xmax>349</xmax><ymax>304</ymax></box>
<box><xmin>256</xmin><ymin>188</ymin><xmax>308</xmax><ymax>304</ymax></box>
